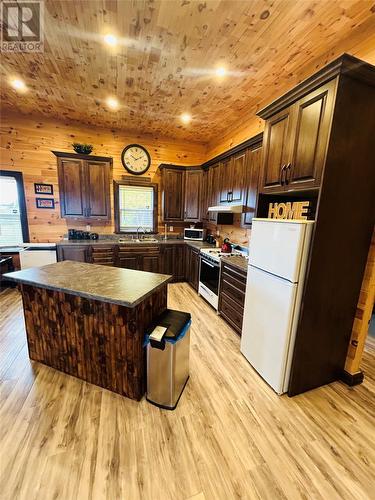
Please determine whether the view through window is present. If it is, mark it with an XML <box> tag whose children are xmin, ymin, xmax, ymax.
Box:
<box><xmin>118</xmin><ymin>184</ymin><xmax>155</xmax><ymax>232</ymax></box>
<box><xmin>0</xmin><ymin>176</ymin><xmax>23</xmax><ymax>245</ymax></box>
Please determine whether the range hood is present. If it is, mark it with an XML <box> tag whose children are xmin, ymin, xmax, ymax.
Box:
<box><xmin>207</xmin><ymin>204</ymin><xmax>244</xmax><ymax>213</ymax></box>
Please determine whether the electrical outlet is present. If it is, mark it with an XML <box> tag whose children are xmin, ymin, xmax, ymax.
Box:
<box><xmin>169</xmin><ymin>226</ymin><xmax>173</xmax><ymax>231</ymax></box>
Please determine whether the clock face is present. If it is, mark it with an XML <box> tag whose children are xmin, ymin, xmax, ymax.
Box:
<box><xmin>121</xmin><ymin>144</ymin><xmax>151</xmax><ymax>175</ymax></box>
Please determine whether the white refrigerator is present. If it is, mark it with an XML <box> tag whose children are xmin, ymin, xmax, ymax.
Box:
<box><xmin>240</xmin><ymin>218</ymin><xmax>314</xmax><ymax>394</ymax></box>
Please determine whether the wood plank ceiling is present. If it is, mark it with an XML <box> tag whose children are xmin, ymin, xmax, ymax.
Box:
<box><xmin>1</xmin><ymin>0</ymin><xmax>374</xmax><ymax>143</ymax></box>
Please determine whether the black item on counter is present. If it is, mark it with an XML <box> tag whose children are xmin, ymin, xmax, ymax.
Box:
<box><xmin>206</xmin><ymin>234</ymin><xmax>216</xmax><ymax>245</ymax></box>
<box><xmin>82</xmin><ymin>231</ymin><xmax>91</xmax><ymax>239</ymax></box>
<box><xmin>75</xmin><ymin>230</ymin><xmax>84</xmax><ymax>240</ymax></box>
<box><xmin>90</xmin><ymin>232</ymin><xmax>99</xmax><ymax>240</ymax></box>
<box><xmin>68</xmin><ymin>229</ymin><xmax>77</xmax><ymax>240</ymax></box>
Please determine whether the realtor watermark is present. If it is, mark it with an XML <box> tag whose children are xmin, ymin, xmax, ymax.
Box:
<box><xmin>1</xmin><ymin>0</ymin><xmax>44</xmax><ymax>52</ymax></box>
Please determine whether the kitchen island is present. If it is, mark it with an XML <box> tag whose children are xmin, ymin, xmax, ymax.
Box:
<box><xmin>5</xmin><ymin>261</ymin><xmax>172</xmax><ymax>400</ymax></box>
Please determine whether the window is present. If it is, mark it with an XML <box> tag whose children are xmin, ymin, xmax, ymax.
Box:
<box><xmin>114</xmin><ymin>180</ymin><xmax>157</xmax><ymax>233</ymax></box>
<box><xmin>0</xmin><ymin>173</ymin><xmax>29</xmax><ymax>245</ymax></box>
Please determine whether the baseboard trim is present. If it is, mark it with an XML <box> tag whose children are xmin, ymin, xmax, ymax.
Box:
<box><xmin>340</xmin><ymin>370</ymin><xmax>364</xmax><ymax>387</ymax></box>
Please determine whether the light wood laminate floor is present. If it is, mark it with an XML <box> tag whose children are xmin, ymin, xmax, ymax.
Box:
<box><xmin>0</xmin><ymin>284</ymin><xmax>374</xmax><ymax>500</ymax></box>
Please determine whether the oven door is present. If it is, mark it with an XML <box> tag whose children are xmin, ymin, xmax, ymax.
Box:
<box><xmin>199</xmin><ymin>257</ymin><xmax>220</xmax><ymax>296</ymax></box>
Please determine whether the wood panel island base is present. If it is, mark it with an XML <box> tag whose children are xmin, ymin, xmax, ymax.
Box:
<box><xmin>5</xmin><ymin>261</ymin><xmax>172</xmax><ymax>400</ymax></box>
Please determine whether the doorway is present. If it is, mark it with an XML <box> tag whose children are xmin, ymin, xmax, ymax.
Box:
<box><xmin>0</xmin><ymin>171</ymin><xmax>29</xmax><ymax>245</ymax></box>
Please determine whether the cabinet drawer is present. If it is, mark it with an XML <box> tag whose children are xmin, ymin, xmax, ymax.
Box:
<box><xmin>221</xmin><ymin>276</ymin><xmax>246</xmax><ymax>306</ymax></box>
<box><xmin>221</xmin><ymin>263</ymin><xmax>247</xmax><ymax>285</ymax></box>
<box><xmin>118</xmin><ymin>245</ymin><xmax>160</xmax><ymax>255</ymax></box>
<box><xmin>219</xmin><ymin>293</ymin><xmax>244</xmax><ymax>334</ymax></box>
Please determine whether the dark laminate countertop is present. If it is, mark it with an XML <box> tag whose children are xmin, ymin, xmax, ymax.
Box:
<box><xmin>56</xmin><ymin>239</ymin><xmax>214</xmax><ymax>250</ymax></box>
<box><xmin>221</xmin><ymin>256</ymin><xmax>248</xmax><ymax>273</ymax></box>
<box><xmin>5</xmin><ymin>260</ymin><xmax>172</xmax><ymax>308</ymax></box>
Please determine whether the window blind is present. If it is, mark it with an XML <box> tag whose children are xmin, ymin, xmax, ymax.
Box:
<box><xmin>0</xmin><ymin>176</ymin><xmax>23</xmax><ymax>245</ymax></box>
<box><xmin>119</xmin><ymin>184</ymin><xmax>154</xmax><ymax>232</ymax></box>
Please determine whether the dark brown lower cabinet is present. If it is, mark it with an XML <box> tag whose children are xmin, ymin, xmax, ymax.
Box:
<box><xmin>185</xmin><ymin>245</ymin><xmax>200</xmax><ymax>290</ymax></box>
<box><xmin>57</xmin><ymin>242</ymin><xmax>190</xmax><ymax>283</ymax></box>
<box><xmin>161</xmin><ymin>244</ymin><xmax>185</xmax><ymax>282</ymax></box>
<box><xmin>218</xmin><ymin>262</ymin><xmax>247</xmax><ymax>335</ymax></box>
<box><xmin>57</xmin><ymin>245</ymin><xmax>88</xmax><ymax>263</ymax></box>
<box><xmin>117</xmin><ymin>245</ymin><xmax>160</xmax><ymax>273</ymax></box>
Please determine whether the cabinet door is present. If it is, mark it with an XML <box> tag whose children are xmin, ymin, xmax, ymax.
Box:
<box><xmin>142</xmin><ymin>255</ymin><xmax>160</xmax><ymax>273</ymax></box>
<box><xmin>162</xmin><ymin>169</ymin><xmax>185</xmax><ymax>221</ymax></box>
<box><xmin>86</xmin><ymin>160</ymin><xmax>111</xmax><ymax>219</ymax></box>
<box><xmin>231</xmin><ymin>151</ymin><xmax>246</xmax><ymax>203</ymax></box>
<box><xmin>184</xmin><ymin>169</ymin><xmax>202</xmax><ymax>222</ymax></box>
<box><xmin>186</xmin><ymin>246</ymin><xmax>200</xmax><ymax>290</ymax></box>
<box><xmin>242</xmin><ymin>145</ymin><xmax>262</xmax><ymax>226</ymax></box>
<box><xmin>174</xmin><ymin>245</ymin><xmax>186</xmax><ymax>281</ymax></box>
<box><xmin>219</xmin><ymin>158</ymin><xmax>231</xmax><ymax>203</ymax></box>
<box><xmin>117</xmin><ymin>247</ymin><xmax>139</xmax><ymax>269</ymax></box>
<box><xmin>208</xmin><ymin>163</ymin><xmax>220</xmax><ymax>223</ymax></box>
<box><xmin>287</xmin><ymin>80</ymin><xmax>336</xmax><ymax>190</ymax></box>
<box><xmin>201</xmin><ymin>170</ymin><xmax>209</xmax><ymax>222</ymax></box>
<box><xmin>57</xmin><ymin>245</ymin><xmax>88</xmax><ymax>262</ymax></box>
<box><xmin>261</xmin><ymin>106</ymin><xmax>294</xmax><ymax>193</ymax></box>
<box><xmin>57</xmin><ymin>158</ymin><xmax>86</xmax><ymax>218</ymax></box>
<box><xmin>162</xmin><ymin>246</ymin><xmax>174</xmax><ymax>276</ymax></box>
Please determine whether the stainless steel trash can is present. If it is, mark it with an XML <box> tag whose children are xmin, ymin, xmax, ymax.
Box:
<box><xmin>146</xmin><ymin>309</ymin><xmax>191</xmax><ymax>410</ymax></box>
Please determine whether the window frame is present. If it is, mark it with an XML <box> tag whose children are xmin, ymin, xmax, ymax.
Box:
<box><xmin>0</xmin><ymin>170</ymin><xmax>29</xmax><ymax>243</ymax></box>
<box><xmin>113</xmin><ymin>178</ymin><xmax>158</xmax><ymax>234</ymax></box>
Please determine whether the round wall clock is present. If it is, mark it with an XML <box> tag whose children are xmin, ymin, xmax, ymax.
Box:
<box><xmin>121</xmin><ymin>144</ymin><xmax>151</xmax><ymax>175</ymax></box>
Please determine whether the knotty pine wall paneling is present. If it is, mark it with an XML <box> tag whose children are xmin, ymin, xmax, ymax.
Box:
<box><xmin>0</xmin><ymin>112</ymin><xmax>207</xmax><ymax>242</ymax></box>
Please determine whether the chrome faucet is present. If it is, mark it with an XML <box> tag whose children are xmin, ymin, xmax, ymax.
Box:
<box><xmin>136</xmin><ymin>226</ymin><xmax>146</xmax><ymax>241</ymax></box>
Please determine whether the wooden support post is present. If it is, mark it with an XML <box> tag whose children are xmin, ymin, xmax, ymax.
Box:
<box><xmin>342</xmin><ymin>229</ymin><xmax>375</xmax><ymax>385</ymax></box>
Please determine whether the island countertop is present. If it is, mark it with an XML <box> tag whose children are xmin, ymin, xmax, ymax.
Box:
<box><xmin>5</xmin><ymin>260</ymin><xmax>172</xmax><ymax>308</ymax></box>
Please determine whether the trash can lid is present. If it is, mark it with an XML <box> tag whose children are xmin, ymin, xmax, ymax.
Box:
<box><xmin>153</xmin><ymin>309</ymin><xmax>191</xmax><ymax>340</ymax></box>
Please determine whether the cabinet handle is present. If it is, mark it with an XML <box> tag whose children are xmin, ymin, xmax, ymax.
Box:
<box><xmin>84</xmin><ymin>208</ymin><xmax>87</xmax><ymax>217</ymax></box>
<box><xmin>285</xmin><ymin>163</ymin><xmax>291</xmax><ymax>185</ymax></box>
<box><xmin>88</xmin><ymin>207</ymin><xmax>91</xmax><ymax>216</ymax></box>
<box><xmin>280</xmin><ymin>165</ymin><xmax>286</xmax><ymax>186</ymax></box>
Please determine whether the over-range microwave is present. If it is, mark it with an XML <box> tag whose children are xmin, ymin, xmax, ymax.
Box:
<box><xmin>184</xmin><ymin>228</ymin><xmax>206</xmax><ymax>241</ymax></box>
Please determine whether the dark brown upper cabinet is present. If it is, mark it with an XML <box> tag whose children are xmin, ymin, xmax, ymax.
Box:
<box><xmin>259</xmin><ymin>79</ymin><xmax>336</xmax><ymax>193</ymax></box>
<box><xmin>160</xmin><ymin>166</ymin><xmax>185</xmax><ymax>222</ymax></box>
<box><xmin>208</xmin><ymin>163</ymin><xmax>220</xmax><ymax>223</ymax></box>
<box><xmin>184</xmin><ymin>168</ymin><xmax>202</xmax><ymax>222</ymax></box>
<box><xmin>53</xmin><ymin>151</ymin><xmax>112</xmax><ymax>220</ymax></box>
<box><xmin>287</xmin><ymin>80</ymin><xmax>336</xmax><ymax>190</ymax></box>
<box><xmin>242</xmin><ymin>144</ymin><xmax>262</xmax><ymax>227</ymax></box>
<box><xmin>260</xmin><ymin>107</ymin><xmax>295</xmax><ymax>193</ymax></box>
<box><xmin>219</xmin><ymin>157</ymin><xmax>232</xmax><ymax>203</ymax></box>
<box><xmin>201</xmin><ymin>169</ymin><xmax>209</xmax><ymax>222</ymax></box>
<box><xmin>230</xmin><ymin>151</ymin><xmax>247</xmax><ymax>203</ymax></box>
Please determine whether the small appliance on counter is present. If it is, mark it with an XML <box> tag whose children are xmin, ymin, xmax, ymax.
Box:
<box><xmin>184</xmin><ymin>228</ymin><xmax>206</xmax><ymax>241</ymax></box>
<box><xmin>68</xmin><ymin>229</ymin><xmax>98</xmax><ymax>240</ymax></box>
<box><xmin>206</xmin><ymin>234</ymin><xmax>216</xmax><ymax>245</ymax></box>
<box><xmin>221</xmin><ymin>238</ymin><xmax>232</xmax><ymax>253</ymax></box>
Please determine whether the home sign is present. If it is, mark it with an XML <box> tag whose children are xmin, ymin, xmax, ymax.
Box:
<box><xmin>268</xmin><ymin>201</ymin><xmax>311</xmax><ymax>220</ymax></box>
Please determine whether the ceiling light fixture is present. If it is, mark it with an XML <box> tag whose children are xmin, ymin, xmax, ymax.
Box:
<box><xmin>106</xmin><ymin>97</ymin><xmax>119</xmax><ymax>110</ymax></box>
<box><xmin>181</xmin><ymin>113</ymin><xmax>192</xmax><ymax>124</ymax></box>
<box><xmin>104</xmin><ymin>33</ymin><xmax>118</xmax><ymax>47</ymax></box>
<box><xmin>215</xmin><ymin>66</ymin><xmax>227</xmax><ymax>77</ymax></box>
<box><xmin>10</xmin><ymin>78</ymin><xmax>27</xmax><ymax>92</ymax></box>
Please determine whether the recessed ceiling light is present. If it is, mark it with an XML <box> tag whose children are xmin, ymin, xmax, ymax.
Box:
<box><xmin>181</xmin><ymin>113</ymin><xmax>192</xmax><ymax>124</ymax></box>
<box><xmin>10</xmin><ymin>78</ymin><xmax>27</xmax><ymax>92</ymax></box>
<box><xmin>215</xmin><ymin>66</ymin><xmax>227</xmax><ymax>77</ymax></box>
<box><xmin>106</xmin><ymin>97</ymin><xmax>119</xmax><ymax>110</ymax></box>
<box><xmin>104</xmin><ymin>34</ymin><xmax>118</xmax><ymax>47</ymax></box>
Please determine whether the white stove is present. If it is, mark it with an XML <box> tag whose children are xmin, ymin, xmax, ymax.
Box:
<box><xmin>200</xmin><ymin>247</ymin><xmax>248</xmax><ymax>263</ymax></box>
<box><xmin>198</xmin><ymin>245</ymin><xmax>248</xmax><ymax>310</ymax></box>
